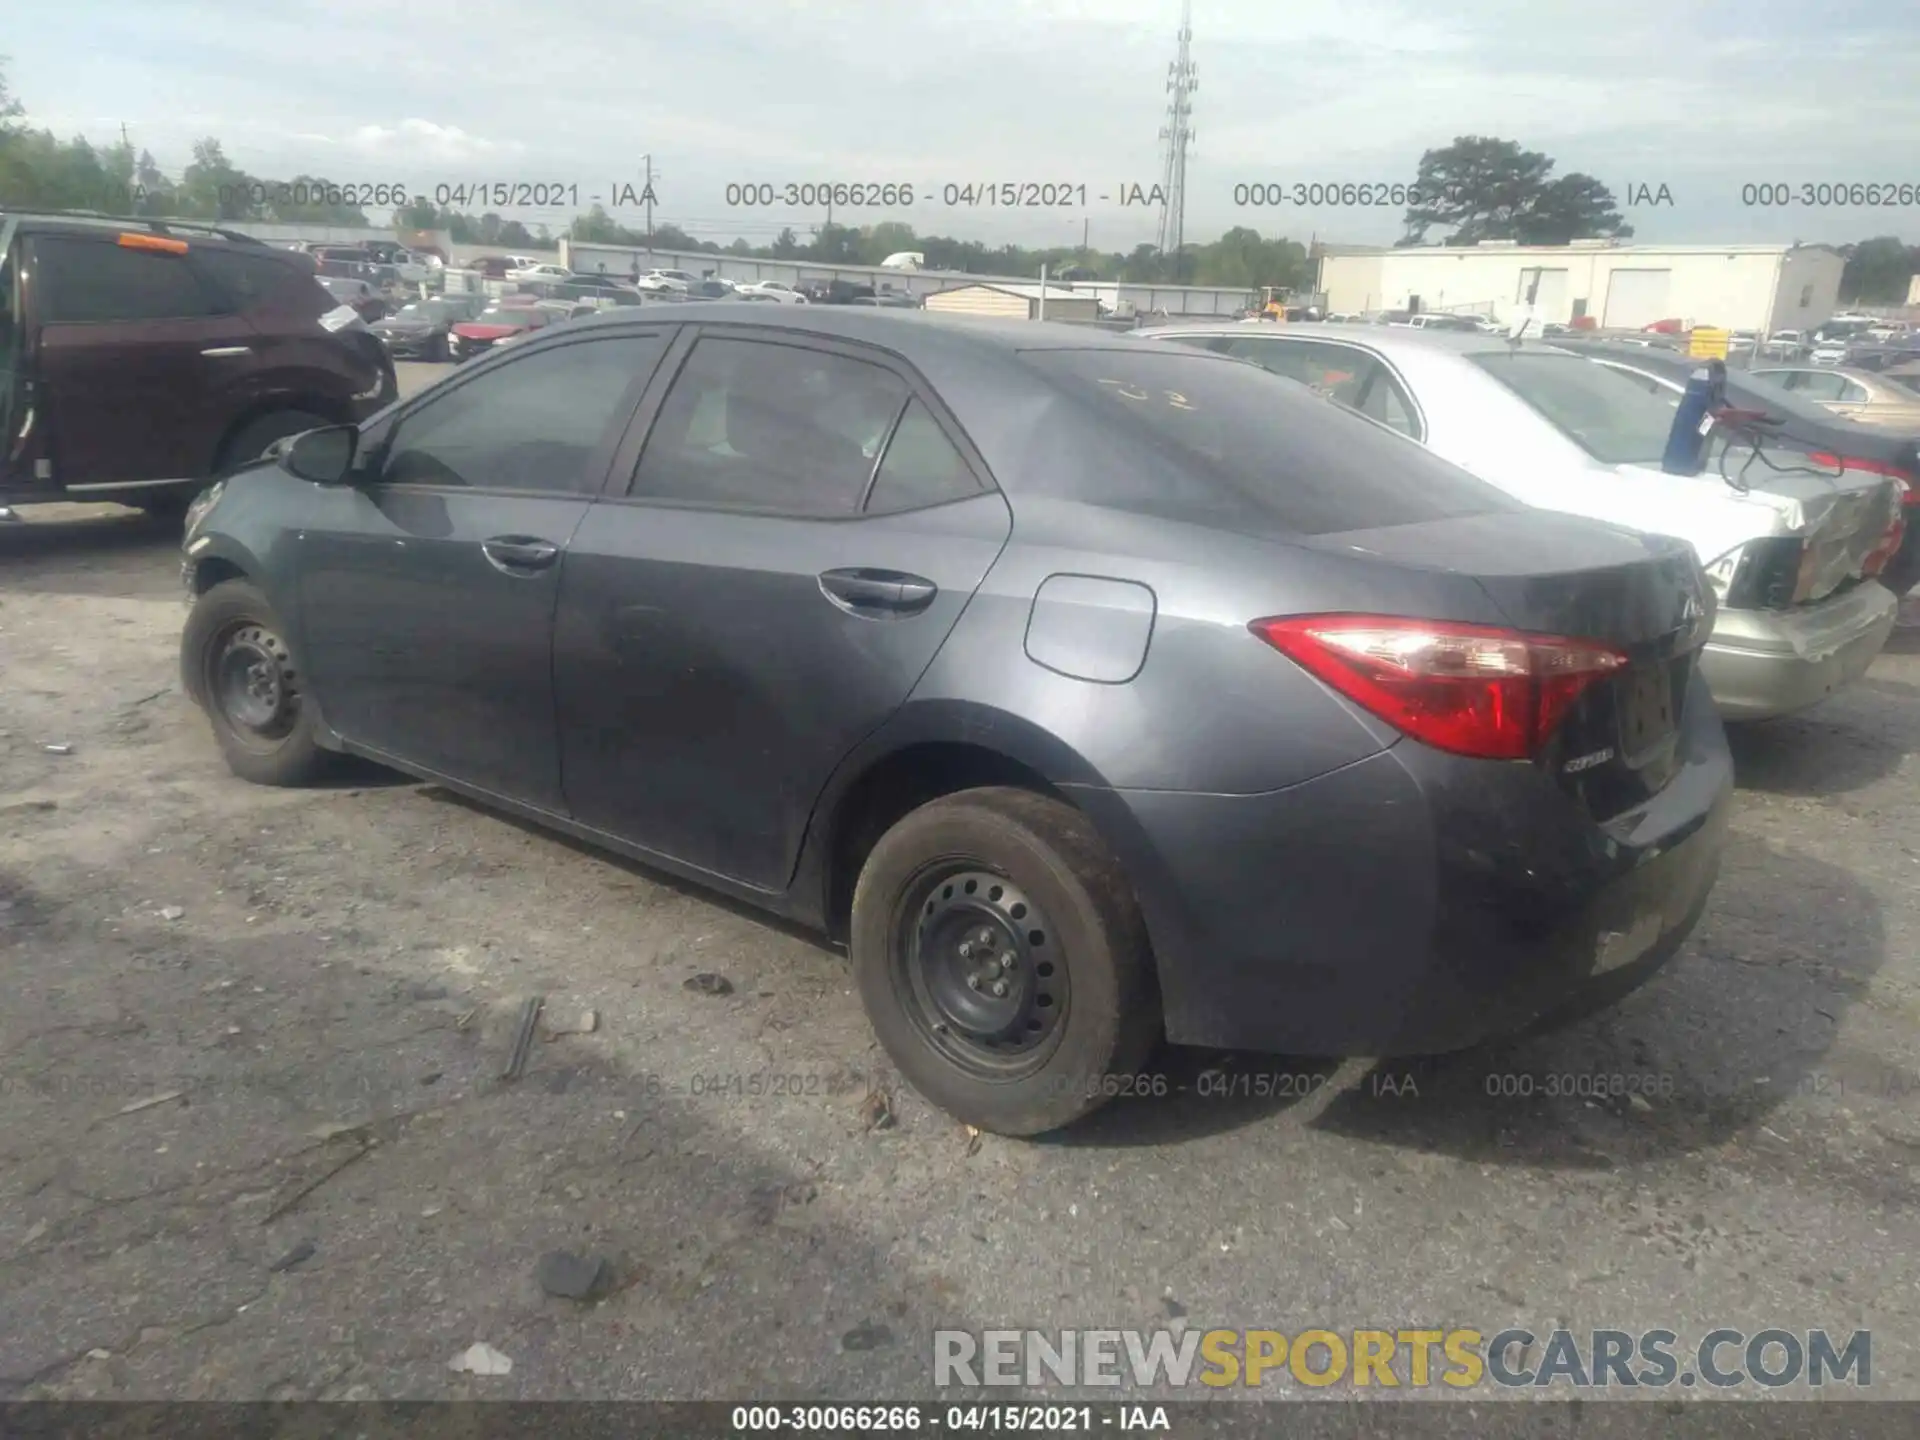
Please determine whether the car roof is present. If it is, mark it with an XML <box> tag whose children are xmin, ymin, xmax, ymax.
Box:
<box><xmin>556</xmin><ymin>303</ymin><xmax>1163</xmax><ymax>357</ymax></box>
<box><xmin>0</xmin><ymin>208</ymin><xmax>275</xmax><ymax>250</ymax></box>
<box><xmin>1132</xmin><ymin>320</ymin><xmax>1568</xmax><ymax>361</ymax></box>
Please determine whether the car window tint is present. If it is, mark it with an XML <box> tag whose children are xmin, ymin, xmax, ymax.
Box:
<box><xmin>1222</xmin><ymin>337</ymin><xmax>1371</xmax><ymax>406</ymax></box>
<box><xmin>1017</xmin><ymin>348</ymin><xmax>1517</xmax><ymax>536</ymax></box>
<box><xmin>632</xmin><ymin>338</ymin><xmax>909</xmax><ymax>515</ymax></box>
<box><xmin>1471</xmin><ymin>352</ymin><xmax>1680</xmax><ymax>466</ymax></box>
<box><xmin>382</xmin><ymin>334</ymin><xmax>667</xmax><ymax>493</ymax></box>
<box><xmin>194</xmin><ymin>248</ymin><xmax>315</xmax><ymax>312</ymax></box>
<box><xmin>35</xmin><ymin>237</ymin><xmax>221</xmax><ymax>322</ymax></box>
<box><xmin>865</xmin><ymin>399</ymin><xmax>978</xmax><ymax>512</ymax></box>
<box><xmin>1838</xmin><ymin>379</ymin><xmax>1872</xmax><ymax>403</ymax></box>
<box><xmin>1355</xmin><ymin>368</ymin><xmax>1421</xmax><ymax>438</ymax></box>
<box><xmin>1793</xmin><ymin>372</ymin><xmax>1848</xmax><ymax>401</ymax></box>
<box><xmin>1597</xmin><ymin>364</ymin><xmax>1676</xmax><ymax>400</ymax></box>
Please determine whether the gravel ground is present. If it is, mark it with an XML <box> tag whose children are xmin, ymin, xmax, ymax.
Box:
<box><xmin>3</xmin><ymin>414</ymin><xmax>1919</xmax><ymax>1402</ymax></box>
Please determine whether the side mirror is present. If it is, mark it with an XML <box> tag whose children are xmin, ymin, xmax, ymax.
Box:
<box><xmin>282</xmin><ymin>425</ymin><xmax>359</xmax><ymax>485</ymax></box>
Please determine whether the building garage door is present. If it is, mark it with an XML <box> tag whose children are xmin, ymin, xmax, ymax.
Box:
<box><xmin>1602</xmin><ymin>269</ymin><xmax>1673</xmax><ymax>329</ymax></box>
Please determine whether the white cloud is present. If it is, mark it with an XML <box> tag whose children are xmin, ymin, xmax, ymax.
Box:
<box><xmin>345</xmin><ymin>119</ymin><xmax>526</xmax><ymax>164</ymax></box>
<box><xmin>3</xmin><ymin>0</ymin><xmax>1916</xmax><ymax>247</ymax></box>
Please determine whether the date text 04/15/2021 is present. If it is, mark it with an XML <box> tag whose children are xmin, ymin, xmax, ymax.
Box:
<box><xmin>720</xmin><ymin>183</ymin><xmax>1171</xmax><ymax>208</ymax></box>
<box><xmin>727</xmin><ymin>1404</ymin><xmax>1173</xmax><ymax>1433</ymax></box>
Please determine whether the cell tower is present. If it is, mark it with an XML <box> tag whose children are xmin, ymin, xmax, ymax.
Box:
<box><xmin>1155</xmin><ymin>0</ymin><xmax>1197</xmax><ymax>279</ymax></box>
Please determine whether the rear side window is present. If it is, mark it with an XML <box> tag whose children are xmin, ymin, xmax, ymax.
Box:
<box><xmin>1470</xmin><ymin>352</ymin><xmax>1680</xmax><ymax>466</ymax></box>
<box><xmin>865</xmin><ymin>398</ymin><xmax>979</xmax><ymax>512</ymax></box>
<box><xmin>1220</xmin><ymin>336</ymin><xmax>1372</xmax><ymax>406</ymax></box>
<box><xmin>632</xmin><ymin>337</ymin><xmax>910</xmax><ymax>516</ymax></box>
<box><xmin>193</xmin><ymin>248</ymin><xmax>319</xmax><ymax>313</ymax></box>
<box><xmin>33</xmin><ymin>236</ymin><xmax>222</xmax><ymax>323</ymax></box>
<box><xmin>1019</xmin><ymin>348</ymin><xmax>1515</xmax><ymax>535</ymax></box>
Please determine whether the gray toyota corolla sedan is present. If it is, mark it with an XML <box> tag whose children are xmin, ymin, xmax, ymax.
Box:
<box><xmin>179</xmin><ymin>306</ymin><xmax>1733</xmax><ymax>1136</ymax></box>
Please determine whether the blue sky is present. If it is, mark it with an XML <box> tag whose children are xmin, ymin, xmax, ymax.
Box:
<box><xmin>8</xmin><ymin>0</ymin><xmax>1919</xmax><ymax>251</ymax></box>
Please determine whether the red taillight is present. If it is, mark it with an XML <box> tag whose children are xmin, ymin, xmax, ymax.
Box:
<box><xmin>1864</xmin><ymin>510</ymin><xmax>1908</xmax><ymax>578</ymax></box>
<box><xmin>1250</xmin><ymin>615</ymin><xmax>1630</xmax><ymax>762</ymax></box>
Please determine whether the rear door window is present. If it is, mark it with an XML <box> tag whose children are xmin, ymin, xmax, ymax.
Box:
<box><xmin>1470</xmin><ymin>351</ymin><xmax>1681</xmax><ymax>466</ymax></box>
<box><xmin>33</xmin><ymin>236</ymin><xmax>223</xmax><ymax>323</ymax></box>
<box><xmin>1219</xmin><ymin>336</ymin><xmax>1371</xmax><ymax>406</ymax></box>
<box><xmin>1018</xmin><ymin>347</ymin><xmax>1516</xmax><ymax>535</ymax></box>
<box><xmin>1789</xmin><ymin>372</ymin><xmax>1849</xmax><ymax>401</ymax></box>
<box><xmin>192</xmin><ymin>248</ymin><xmax>319</xmax><ymax>313</ymax></box>
<box><xmin>631</xmin><ymin>337</ymin><xmax>910</xmax><ymax>516</ymax></box>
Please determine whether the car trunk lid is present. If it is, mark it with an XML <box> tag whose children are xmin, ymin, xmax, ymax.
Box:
<box><xmin>1298</xmin><ymin>509</ymin><xmax>1711</xmax><ymax>818</ymax></box>
<box><xmin>1618</xmin><ymin>460</ymin><xmax>1902</xmax><ymax>607</ymax></box>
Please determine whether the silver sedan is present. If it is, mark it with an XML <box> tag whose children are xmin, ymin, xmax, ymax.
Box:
<box><xmin>1134</xmin><ymin>322</ymin><xmax>1904</xmax><ymax>721</ymax></box>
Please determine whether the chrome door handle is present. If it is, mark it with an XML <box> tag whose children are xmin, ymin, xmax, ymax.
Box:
<box><xmin>200</xmin><ymin>346</ymin><xmax>252</xmax><ymax>357</ymax></box>
<box><xmin>482</xmin><ymin>536</ymin><xmax>561</xmax><ymax>574</ymax></box>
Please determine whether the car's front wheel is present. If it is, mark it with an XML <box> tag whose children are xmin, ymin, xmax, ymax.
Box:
<box><xmin>182</xmin><ymin>579</ymin><xmax>334</xmax><ymax>787</ymax></box>
<box><xmin>850</xmin><ymin>787</ymin><xmax>1162</xmax><ymax>1136</ymax></box>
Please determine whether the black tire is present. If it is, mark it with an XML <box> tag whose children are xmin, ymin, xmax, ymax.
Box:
<box><xmin>216</xmin><ymin>409</ymin><xmax>333</xmax><ymax>475</ymax></box>
<box><xmin>181</xmin><ymin>578</ymin><xmax>334</xmax><ymax>787</ymax></box>
<box><xmin>850</xmin><ymin>787</ymin><xmax>1161</xmax><ymax>1136</ymax></box>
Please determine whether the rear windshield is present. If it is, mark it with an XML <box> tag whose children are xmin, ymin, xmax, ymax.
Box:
<box><xmin>1016</xmin><ymin>347</ymin><xmax>1518</xmax><ymax>535</ymax></box>
<box><xmin>475</xmin><ymin>308</ymin><xmax>539</xmax><ymax>326</ymax></box>
<box><xmin>1471</xmin><ymin>351</ymin><xmax>1681</xmax><ymax>466</ymax></box>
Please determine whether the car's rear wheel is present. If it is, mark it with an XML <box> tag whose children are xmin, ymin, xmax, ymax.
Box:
<box><xmin>182</xmin><ymin>579</ymin><xmax>334</xmax><ymax>787</ymax></box>
<box><xmin>216</xmin><ymin>409</ymin><xmax>333</xmax><ymax>475</ymax></box>
<box><xmin>850</xmin><ymin>787</ymin><xmax>1161</xmax><ymax>1136</ymax></box>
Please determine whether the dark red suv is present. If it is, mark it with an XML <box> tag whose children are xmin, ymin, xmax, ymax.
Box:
<box><xmin>0</xmin><ymin>211</ymin><xmax>397</xmax><ymax>516</ymax></box>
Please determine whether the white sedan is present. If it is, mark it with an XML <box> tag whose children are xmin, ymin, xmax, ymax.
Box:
<box><xmin>636</xmin><ymin>269</ymin><xmax>697</xmax><ymax>294</ymax></box>
<box><xmin>1132</xmin><ymin>321</ymin><xmax>1902</xmax><ymax>722</ymax></box>
<box><xmin>506</xmin><ymin>262</ymin><xmax>573</xmax><ymax>284</ymax></box>
<box><xmin>733</xmin><ymin>279</ymin><xmax>809</xmax><ymax>304</ymax></box>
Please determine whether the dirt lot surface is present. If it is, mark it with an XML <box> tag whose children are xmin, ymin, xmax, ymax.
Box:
<box><xmin>4</xmin><ymin>458</ymin><xmax>1920</xmax><ymax>1401</ymax></box>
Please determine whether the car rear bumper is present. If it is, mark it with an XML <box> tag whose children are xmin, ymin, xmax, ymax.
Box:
<box><xmin>1067</xmin><ymin>670</ymin><xmax>1732</xmax><ymax>1055</ymax></box>
<box><xmin>1700</xmin><ymin>581</ymin><xmax>1896</xmax><ymax>720</ymax></box>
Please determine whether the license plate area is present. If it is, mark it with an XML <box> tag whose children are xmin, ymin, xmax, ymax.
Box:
<box><xmin>1616</xmin><ymin>663</ymin><xmax>1677</xmax><ymax>764</ymax></box>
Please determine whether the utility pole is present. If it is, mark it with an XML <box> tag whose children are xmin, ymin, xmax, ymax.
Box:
<box><xmin>1155</xmin><ymin>0</ymin><xmax>1197</xmax><ymax>285</ymax></box>
<box><xmin>643</xmin><ymin>154</ymin><xmax>655</xmax><ymax>250</ymax></box>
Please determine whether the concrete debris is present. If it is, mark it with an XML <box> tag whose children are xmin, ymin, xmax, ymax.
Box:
<box><xmin>447</xmin><ymin>1342</ymin><xmax>513</xmax><ymax>1376</ymax></box>
<box><xmin>535</xmin><ymin>1249</ymin><xmax>609</xmax><ymax>1300</ymax></box>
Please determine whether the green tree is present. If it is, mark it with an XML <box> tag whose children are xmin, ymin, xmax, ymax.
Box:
<box><xmin>569</xmin><ymin>204</ymin><xmax>627</xmax><ymax>243</ymax></box>
<box><xmin>862</xmin><ymin>220</ymin><xmax>918</xmax><ymax>265</ymax></box>
<box><xmin>178</xmin><ymin>138</ymin><xmax>252</xmax><ymax>219</ymax></box>
<box><xmin>1839</xmin><ymin>236</ymin><xmax>1920</xmax><ymax>304</ymax></box>
<box><xmin>1401</xmin><ymin>136</ymin><xmax>1630</xmax><ymax>246</ymax></box>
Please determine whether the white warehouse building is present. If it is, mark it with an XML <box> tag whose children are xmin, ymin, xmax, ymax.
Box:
<box><xmin>1316</xmin><ymin>241</ymin><xmax>1846</xmax><ymax>334</ymax></box>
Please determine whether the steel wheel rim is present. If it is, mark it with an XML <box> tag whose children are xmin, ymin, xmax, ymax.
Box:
<box><xmin>209</xmin><ymin>622</ymin><xmax>299</xmax><ymax>749</ymax></box>
<box><xmin>891</xmin><ymin>862</ymin><xmax>1069</xmax><ymax>1080</ymax></box>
